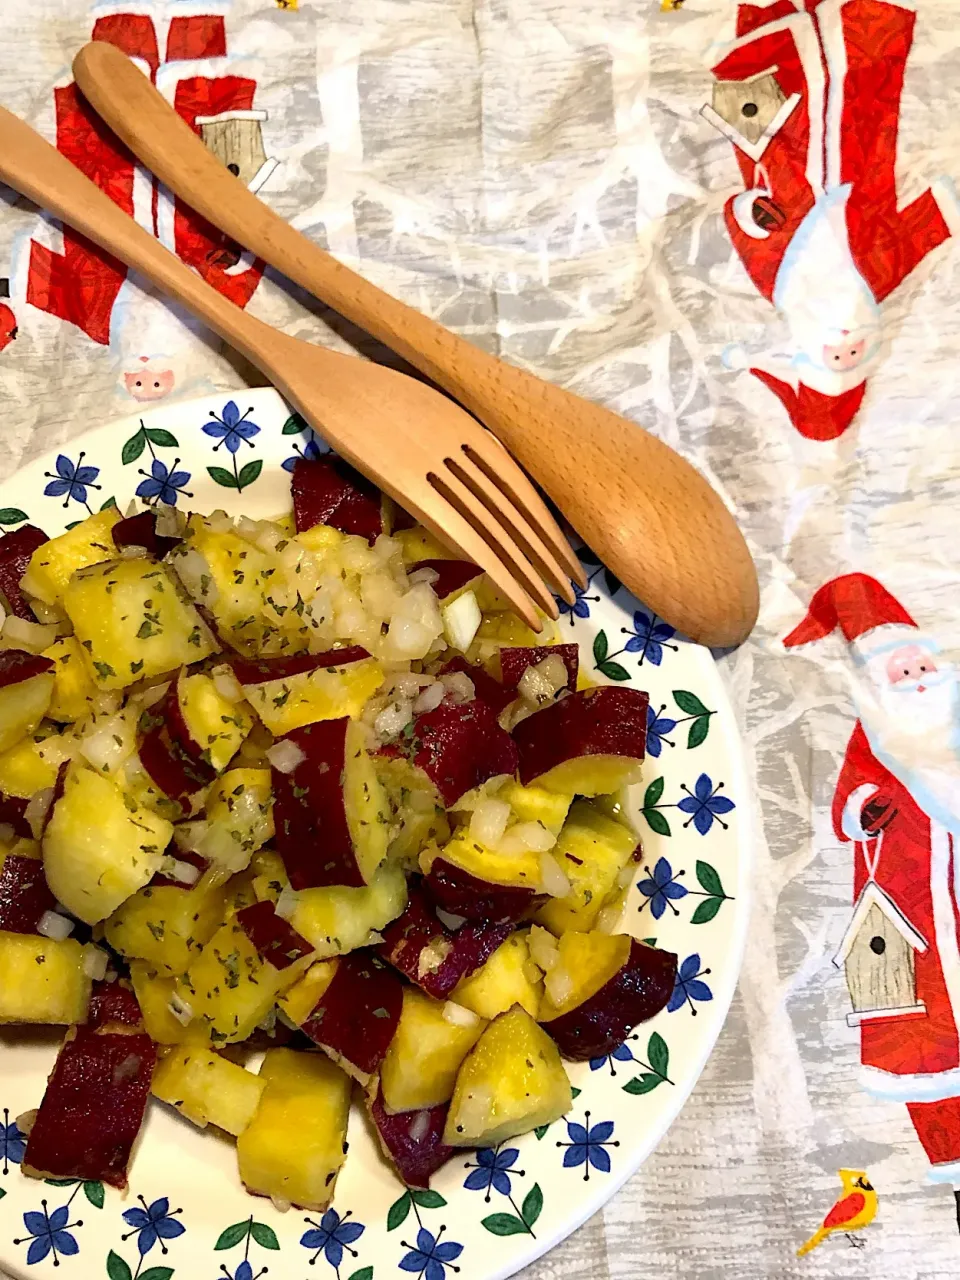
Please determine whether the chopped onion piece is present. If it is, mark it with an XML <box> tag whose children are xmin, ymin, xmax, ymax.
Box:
<box><xmin>270</xmin><ymin>1198</ymin><xmax>292</xmax><ymax>1214</ymax></box>
<box><xmin>206</xmin><ymin>509</ymin><xmax>233</xmax><ymax>534</ymax></box>
<box><xmin>160</xmin><ymin>856</ymin><xmax>201</xmax><ymax>886</ymax></box>
<box><xmin>412</xmin><ymin>681</ymin><xmax>444</xmax><ymax>714</ymax></box>
<box><xmin>82</xmin><ymin>946</ymin><xmax>109</xmax><ymax>981</ymax></box>
<box><xmin>528</xmin><ymin>925</ymin><xmax>559</xmax><ymax>973</ymax></box>
<box><xmin>24</xmin><ymin>788</ymin><xmax>54</xmax><ymax>839</ymax></box>
<box><xmin>375</xmin><ymin>699</ymin><xmax>413</xmax><ymax>740</ymax></box>
<box><xmin>518</xmin><ymin>655</ymin><xmax>568</xmax><ymax>706</ymax></box>
<box><xmin>118</xmin><ymin>544</ymin><xmax>149</xmax><ymax>560</ymax></box>
<box><xmin>469</xmin><ymin>798</ymin><xmax>511</xmax><ymax>848</ymax></box>
<box><xmin>497</xmin><ymin>820</ymin><xmax>556</xmax><ymax>857</ymax></box>
<box><xmin>595</xmin><ymin>902</ymin><xmax>623</xmax><ymax>934</ymax></box>
<box><xmin>435</xmin><ymin>907</ymin><xmax>467</xmax><ymax>931</ymax></box>
<box><xmin>539</xmin><ymin>850</ymin><xmax>572</xmax><ymax>898</ymax></box>
<box><xmin>79</xmin><ymin>710</ymin><xmax>136</xmax><ymax>775</ymax></box>
<box><xmin>154</xmin><ymin>503</ymin><xmax>184</xmax><ymax>538</ymax></box>
<box><xmin>442</xmin><ymin>590</ymin><xmax>481</xmax><ymax>653</ymax></box>
<box><xmin>37</xmin><ymin>910</ymin><xmax>74</xmax><ymax>941</ymax></box>
<box><xmin>439</xmin><ymin>671</ymin><xmax>475</xmax><ymax>704</ymax></box>
<box><xmin>275</xmin><ymin>886</ymin><xmax>300</xmax><ymax>921</ymax></box>
<box><xmin>1</xmin><ymin>615</ymin><xmax>60</xmax><ymax>652</ymax></box>
<box><xmin>407</xmin><ymin>566</ymin><xmax>440</xmax><ymax>586</ymax></box>
<box><xmin>442</xmin><ymin>1000</ymin><xmax>480</xmax><ymax>1028</ymax></box>
<box><xmin>171</xmin><ymin>545</ymin><xmax>218</xmax><ymax>603</ymax></box>
<box><xmin>168</xmin><ymin>992</ymin><xmax>194</xmax><ymax>1025</ymax></box>
<box><xmin>417</xmin><ymin>937</ymin><xmax>453</xmax><ymax>978</ymax></box>
<box><xmin>617</xmin><ymin>863</ymin><xmax>637</xmax><ymax>890</ymax></box>
<box><xmin>266</xmin><ymin>740</ymin><xmax>307</xmax><ymax>774</ymax></box>
<box><xmin>139</xmin><ymin>681</ymin><xmax>170</xmax><ymax>710</ymax></box>
<box><xmin>544</xmin><ymin>961</ymin><xmax>574</xmax><ymax>1009</ymax></box>
<box><xmin>408</xmin><ymin>1110</ymin><xmax>431</xmax><ymax>1143</ymax></box>
<box><xmin>211</xmin><ymin>664</ymin><xmax>244</xmax><ymax>705</ymax></box>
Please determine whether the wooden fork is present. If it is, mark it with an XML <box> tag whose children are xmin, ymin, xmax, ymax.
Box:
<box><xmin>0</xmin><ymin>108</ymin><xmax>580</xmax><ymax>631</ymax></box>
<box><xmin>72</xmin><ymin>41</ymin><xmax>759</xmax><ymax>648</ymax></box>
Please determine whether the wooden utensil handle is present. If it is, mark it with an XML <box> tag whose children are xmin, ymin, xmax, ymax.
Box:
<box><xmin>74</xmin><ymin>42</ymin><xmax>758</xmax><ymax>645</ymax></box>
<box><xmin>0</xmin><ymin>104</ymin><xmax>286</xmax><ymax>376</ymax></box>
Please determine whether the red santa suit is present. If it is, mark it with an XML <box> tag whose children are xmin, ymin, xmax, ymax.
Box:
<box><xmin>26</xmin><ymin>1</ymin><xmax>268</xmax><ymax>347</ymax></box>
<box><xmin>705</xmin><ymin>0</ymin><xmax>960</xmax><ymax>440</ymax></box>
<box><xmin>786</xmin><ymin>574</ymin><xmax>960</xmax><ymax>1182</ymax></box>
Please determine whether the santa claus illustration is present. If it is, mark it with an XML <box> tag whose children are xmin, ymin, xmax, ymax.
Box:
<box><xmin>704</xmin><ymin>0</ymin><xmax>960</xmax><ymax>440</ymax></box>
<box><xmin>785</xmin><ymin>574</ymin><xmax>960</xmax><ymax>1224</ymax></box>
<box><xmin>21</xmin><ymin>0</ymin><xmax>276</xmax><ymax>399</ymax></box>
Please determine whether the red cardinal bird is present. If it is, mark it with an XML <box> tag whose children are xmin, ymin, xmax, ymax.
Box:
<box><xmin>797</xmin><ymin>1170</ymin><xmax>877</xmax><ymax>1256</ymax></box>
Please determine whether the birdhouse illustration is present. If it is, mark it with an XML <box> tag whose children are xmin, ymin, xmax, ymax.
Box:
<box><xmin>194</xmin><ymin>110</ymin><xmax>278</xmax><ymax>193</ymax></box>
<box><xmin>701</xmin><ymin>71</ymin><xmax>801</xmax><ymax>161</ymax></box>
<box><xmin>833</xmin><ymin>881</ymin><xmax>928</xmax><ymax>1026</ymax></box>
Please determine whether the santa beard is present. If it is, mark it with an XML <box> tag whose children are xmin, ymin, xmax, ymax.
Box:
<box><xmin>857</xmin><ymin>665</ymin><xmax>960</xmax><ymax>832</ymax></box>
<box><xmin>772</xmin><ymin>186</ymin><xmax>883</xmax><ymax>395</ymax></box>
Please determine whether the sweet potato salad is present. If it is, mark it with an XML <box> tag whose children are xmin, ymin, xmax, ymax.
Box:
<box><xmin>0</xmin><ymin>454</ymin><xmax>677</xmax><ymax>1208</ymax></box>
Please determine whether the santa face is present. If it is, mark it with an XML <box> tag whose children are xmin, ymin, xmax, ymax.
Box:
<box><xmin>858</xmin><ymin>641</ymin><xmax>960</xmax><ymax>830</ymax></box>
<box><xmin>823</xmin><ymin>336</ymin><xmax>866</xmax><ymax>373</ymax></box>
<box><xmin>123</xmin><ymin>356</ymin><xmax>176</xmax><ymax>402</ymax></box>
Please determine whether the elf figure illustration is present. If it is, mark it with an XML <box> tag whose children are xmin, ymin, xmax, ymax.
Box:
<box><xmin>785</xmin><ymin>574</ymin><xmax>960</xmax><ymax>1226</ymax></box>
<box><xmin>704</xmin><ymin>0</ymin><xmax>960</xmax><ymax>440</ymax></box>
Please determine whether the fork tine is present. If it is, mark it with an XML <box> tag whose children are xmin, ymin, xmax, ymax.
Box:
<box><xmin>409</xmin><ymin>484</ymin><xmax>544</xmax><ymax>631</ymax></box>
<box><xmin>447</xmin><ymin>449</ymin><xmax>576</xmax><ymax>606</ymax></box>
<box><xmin>458</xmin><ymin>432</ymin><xmax>587</xmax><ymax>589</ymax></box>
<box><xmin>427</xmin><ymin>469</ymin><xmax>560</xmax><ymax>620</ymax></box>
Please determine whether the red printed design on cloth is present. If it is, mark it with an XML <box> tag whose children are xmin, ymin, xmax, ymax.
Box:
<box><xmin>708</xmin><ymin>0</ymin><xmax>958</xmax><ymax>440</ymax></box>
<box><xmin>25</xmin><ymin>8</ymin><xmax>264</xmax><ymax>344</ymax></box>
<box><xmin>786</xmin><ymin>573</ymin><xmax>960</xmax><ymax>1172</ymax></box>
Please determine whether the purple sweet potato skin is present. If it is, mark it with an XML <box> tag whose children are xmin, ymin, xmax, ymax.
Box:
<box><xmin>368</xmin><ymin>1086</ymin><xmax>458</xmax><ymax>1188</ymax></box>
<box><xmin>301</xmin><ymin>951</ymin><xmax>403</xmax><ymax>1077</ymax></box>
<box><xmin>412</xmin><ymin>700</ymin><xmax>518</xmax><ymax>806</ymax></box>
<box><xmin>438</xmin><ymin>657</ymin><xmax>513</xmax><ymax>716</ymax></box>
<box><xmin>111</xmin><ymin>511</ymin><xmax>180</xmax><ymax>559</ymax></box>
<box><xmin>425</xmin><ymin>858</ymin><xmax>545</xmax><ymax>925</ymax></box>
<box><xmin>0</xmin><ymin>525</ymin><xmax>47</xmax><ymax>620</ymax></box>
<box><xmin>271</xmin><ymin>718</ymin><xmax>362</xmax><ymax>891</ymax></box>
<box><xmin>0</xmin><ymin>853</ymin><xmax>57</xmax><ymax>934</ymax></box>
<box><xmin>513</xmin><ymin>686</ymin><xmax>649</xmax><ymax>786</ymax></box>
<box><xmin>0</xmin><ymin>648</ymin><xmax>55</xmax><ymax>686</ymax></box>
<box><xmin>378</xmin><ymin>880</ymin><xmax>513</xmax><ymax>996</ymax></box>
<box><xmin>24</xmin><ymin>1029</ymin><xmax>157</xmax><ymax>1188</ymax></box>
<box><xmin>410</xmin><ymin>559</ymin><xmax>481</xmax><ymax>600</ymax></box>
<box><xmin>236</xmin><ymin>900</ymin><xmax>313</xmax><ymax>970</ymax></box>
<box><xmin>543</xmin><ymin>940</ymin><xmax>677</xmax><ymax>1061</ymax></box>
<box><xmin>291</xmin><ymin>455</ymin><xmax>382</xmax><ymax>543</ymax></box>
<box><xmin>86</xmin><ymin>981</ymin><xmax>143</xmax><ymax>1031</ymax></box>
<box><xmin>232</xmin><ymin>646</ymin><xmax>370</xmax><ymax>685</ymax></box>
<box><xmin>498</xmin><ymin>644</ymin><xmax>579</xmax><ymax>694</ymax></box>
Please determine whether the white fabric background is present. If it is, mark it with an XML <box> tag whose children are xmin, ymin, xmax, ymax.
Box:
<box><xmin>3</xmin><ymin>1</ymin><xmax>960</xmax><ymax>1276</ymax></box>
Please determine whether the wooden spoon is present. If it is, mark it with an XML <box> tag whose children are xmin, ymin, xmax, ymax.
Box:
<box><xmin>0</xmin><ymin>104</ymin><xmax>586</xmax><ymax>632</ymax></box>
<box><xmin>73</xmin><ymin>41</ymin><xmax>759</xmax><ymax>648</ymax></box>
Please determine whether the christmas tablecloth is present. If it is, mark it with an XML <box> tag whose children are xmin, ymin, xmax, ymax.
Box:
<box><xmin>3</xmin><ymin>0</ymin><xmax>960</xmax><ymax>1276</ymax></box>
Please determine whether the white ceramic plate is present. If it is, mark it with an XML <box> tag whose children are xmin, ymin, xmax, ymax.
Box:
<box><xmin>0</xmin><ymin>387</ymin><xmax>751</xmax><ymax>1280</ymax></box>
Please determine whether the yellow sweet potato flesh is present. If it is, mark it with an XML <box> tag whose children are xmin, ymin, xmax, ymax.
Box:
<box><xmin>499</xmin><ymin>780</ymin><xmax>572</xmax><ymax>837</ymax></box>
<box><xmin>277</xmin><ymin>958</ymin><xmax>338</xmax><ymax>1026</ymax></box>
<box><xmin>237</xmin><ymin>1048</ymin><xmax>351</xmax><ymax>1210</ymax></box>
<box><xmin>444</xmin><ymin>1006</ymin><xmax>571</xmax><ymax>1147</ymax></box>
<box><xmin>42</xmin><ymin>636</ymin><xmax>98</xmax><ymax>722</ymax></box>
<box><xmin>343</xmin><ymin>720</ymin><xmax>391</xmax><ymax>883</ymax></box>
<box><xmin>434</xmin><ymin>829</ymin><xmax>541</xmax><ymax>891</ymax></box>
<box><xmin>22</xmin><ymin>508</ymin><xmax>121</xmax><ymax>605</ymax></box>
<box><xmin>104</xmin><ymin>881</ymin><xmax>228</xmax><ymax>975</ymax></box>
<box><xmin>452</xmin><ymin>932</ymin><xmax>542</xmax><ymax>1020</ymax></box>
<box><xmin>152</xmin><ymin>1045</ymin><xmax>267</xmax><ymax>1135</ymax></box>
<box><xmin>129</xmin><ymin>961</ymin><xmax>204</xmax><ymax>1045</ymax></box>
<box><xmin>381</xmin><ymin>987</ymin><xmax>485</xmax><ymax>1113</ymax></box>
<box><xmin>43</xmin><ymin>763</ymin><xmax>172</xmax><ymax>924</ymax></box>
<box><xmin>0</xmin><ymin>931</ymin><xmax>92</xmax><ymax>1025</ymax></box>
<box><xmin>534</xmin><ymin>755</ymin><xmax>644</xmax><ymax>797</ymax></box>
<box><xmin>64</xmin><ymin>559</ymin><xmax>216</xmax><ymax>690</ymax></box>
<box><xmin>291</xmin><ymin>859</ymin><xmax>407</xmax><ymax>957</ymax></box>
<box><xmin>201</xmin><ymin>768</ymin><xmax>275</xmax><ymax>871</ymax></box>
<box><xmin>243</xmin><ymin>658</ymin><xmax>384</xmax><ymax>735</ymax></box>
<box><xmin>178</xmin><ymin>672</ymin><xmax>253</xmax><ymax>771</ymax></box>
<box><xmin>535</xmin><ymin>801</ymin><xmax>637</xmax><ymax>934</ymax></box>
<box><xmin>175</xmin><ymin>922</ymin><xmax>310</xmax><ymax>1045</ymax></box>
<box><xmin>538</xmin><ymin>931</ymin><xmax>631</xmax><ymax>1020</ymax></box>
<box><xmin>0</xmin><ymin>674</ymin><xmax>55</xmax><ymax>753</ymax></box>
<box><xmin>0</xmin><ymin>729</ymin><xmax>63</xmax><ymax>797</ymax></box>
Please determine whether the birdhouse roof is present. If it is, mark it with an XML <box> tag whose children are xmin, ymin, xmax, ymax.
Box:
<box><xmin>832</xmin><ymin>880</ymin><xmax>928</xmax><ymax>968</ymax></box>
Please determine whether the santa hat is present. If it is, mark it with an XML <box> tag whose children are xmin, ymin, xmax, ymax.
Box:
<box><xmin>784</xmin><ymin>574</ymin><xmax>925</xmax><ymax>661</ymax></box>
<box><xmin>751</xmin><ymin>369</ymin><xmax>866</xmax><ymax>441</ymax></box>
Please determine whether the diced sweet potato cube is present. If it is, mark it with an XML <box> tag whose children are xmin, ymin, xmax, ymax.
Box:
<box><xmin>0</xmin><ymin>931</ymin><xmax>92</xmax><ymax>1025</ymax></box>
<box><xmin>152</xmin><ymin>1045</ymin><xmax>267</xmax><ymax>1135</ymax></box>
<box><xmin>381</xmin><ymin>988</ymin><xmax>485</xmax><ymax>1113</ymax></box>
